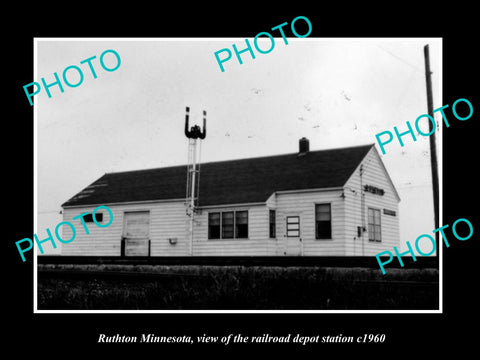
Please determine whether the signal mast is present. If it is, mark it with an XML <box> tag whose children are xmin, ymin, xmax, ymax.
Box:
<box><xmin>184</xmin><ymin>106</ymin><xmax>206</xmax><ymax>256</ymax></box>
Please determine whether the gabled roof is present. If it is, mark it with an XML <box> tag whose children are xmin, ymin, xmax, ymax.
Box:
<box><xmin>62</xmin><ymin>144</ymin><xmax>375</xmax><ymax>208</ymax></box>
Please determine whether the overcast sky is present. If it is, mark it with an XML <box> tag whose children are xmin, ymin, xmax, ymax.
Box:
<box><xmin>35</xmin><ymin>38</ymin><xmax>442</xmax><ymax>254</ymax></box>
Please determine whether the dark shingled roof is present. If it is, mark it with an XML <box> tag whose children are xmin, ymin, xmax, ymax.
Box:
<box><xmin>62</xmin><ymin>144</ymin><xmax>374</xmax><ymax>208</ymax></box>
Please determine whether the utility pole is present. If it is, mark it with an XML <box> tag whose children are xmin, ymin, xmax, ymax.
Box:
<box><xmin>360</xmin><ymin>164</ymin><xmax>365</xmax><ymax>256</ymax></box>
<box><xmin>424</xmin><ymin>44</ymin><xmax>439</xmax><ymax>255</ymax></box>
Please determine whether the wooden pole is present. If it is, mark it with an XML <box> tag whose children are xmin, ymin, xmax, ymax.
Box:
<box><xmin>424</xmin><ymin>44</ymin><xmax>439</xmax><ymax>255</ymax></box>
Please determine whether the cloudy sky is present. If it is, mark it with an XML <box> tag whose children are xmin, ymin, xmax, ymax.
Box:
<box><xmin>35</xmin><ymin>38</ymin><xmax>442</xmax><ymax>254</ymax></box>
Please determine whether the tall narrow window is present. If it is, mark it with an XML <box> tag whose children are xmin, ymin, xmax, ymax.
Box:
<box><xmin>208</xmin><ymin>212</ymin><xmax>220</xmax><ymax>239</ymax></box>
<box><xmin>368</xmin><ymin>208</ymin><xmax>382</xmax><ymax>242</ymax></box>
<box><xmin>315</xmin><ymin>203</ymin><xmax>332</xmax><ymax>239</ymax></box>
<box><xmin>235</xmin><ymin>211</ymin><xmax>248</xmax><ymax>238</ymax></box>
<box><xmin>269</xmin><ymin>210</ymin><xmax>276</xmax><ymax>238</ymax></box>
<box><xmin>222</xmin><ymin>212</ymin><xmax>234</xmax><ymax>239</ymax></box>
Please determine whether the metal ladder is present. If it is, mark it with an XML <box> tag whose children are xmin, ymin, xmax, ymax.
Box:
<box><xmin>184</xmin><ymin>107</ymin><xmax>206</xmax><ymax>255</ymax></box>
<box><xmin>185</xmin><ymin>137</ymin><xmax>200</xmax><ymax>217</ymax></box>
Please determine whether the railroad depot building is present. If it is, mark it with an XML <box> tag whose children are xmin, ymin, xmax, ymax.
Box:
<box><xmin>60</xmin><ymin>139</ymin><xmax>400</xmax><ymax>256</ymax></box>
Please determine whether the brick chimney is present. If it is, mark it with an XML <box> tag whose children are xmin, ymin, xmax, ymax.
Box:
<box><xmin>298</xmin><ymin>137</ymin><xmax>310</xmax><ymax>155</ymax></box>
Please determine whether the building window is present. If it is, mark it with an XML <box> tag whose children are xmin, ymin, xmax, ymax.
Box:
<box><xmin>269</xmin><ymin>210</ymin><xmax>276</xmax><ymax>238</ymax></box>
<box><xmin>208</xmin><ymin>212</ymin><xmax>220</xmax><ymax>239</ymax></box>
<box><xmin>235</xmin><ymin>211</ymin><xmax>248</xmax><ymax>238</ymax></box>
<box><xmin>208</xmin><ymin>210</ymin><xmax>249</xmax><ymax>239</ymax></box>
<box><xmin>83</xmin><ymin>212</ymin><xmax>103</xmax><ymax>223</ymax></box>
<box><xmin>286</xmin><ymin>216</ymin><xmax>300</xmax><ymax>237</ymax></box>
<box><xmin>315</xmin><ymin>203</ymin><xmax>331</xmax><ymax>239</ymax></box>
<box><xmin>368</xmin><ymin>208</ymin><xmax>382</xmax><ymax>242</ymax></box>
<box><xmin>222</xmin><ymin>212</ymin><xmax>234</xmax><ymax>239</ymax></box>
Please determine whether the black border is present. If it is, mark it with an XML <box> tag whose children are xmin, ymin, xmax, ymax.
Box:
<box><xmin>5</xmin><ymin>3</ymin><xmax>479</xmax><ymax>355</ymax></box>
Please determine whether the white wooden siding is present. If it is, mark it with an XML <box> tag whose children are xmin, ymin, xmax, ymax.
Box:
<box><xmin>61</xmin><ymin>202</ymin><xmax>278</xmax><ymax>256</ymax></box>
<box><xmin>266</xmin><ymin>193</ymin><xmax>276</xmax><ymax>209</ymax></box>
<box><xmin>274</xmin><ymin>190</ymin><xmax>346</xmax><ymax>256</ymax></box>
<box><xmin>61</xmin><ymin>202</ymin><xmax>190</xmax><ymax>256</ymax></box>
<box><xmin>343</xmin><ymin>147</ymin><xmax>400</xmax><ymax>256</ymax></box>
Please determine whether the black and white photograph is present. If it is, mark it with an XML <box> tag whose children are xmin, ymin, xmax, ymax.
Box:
<box><xmin>6</xmin><ymin>5</ymin><xmax>478</xmax><ymax>355</ymax></box>
<box><xmin>34</xmin><ymin>38</ymin><xmax>441</xmax><ymax>311</ymax></box>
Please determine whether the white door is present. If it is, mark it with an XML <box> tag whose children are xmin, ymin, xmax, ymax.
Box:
<box><xmin>284</xmin><ymin>215</ymin><xmax>303</xmax><ymax>256</ymax></box>
<box><xmin>123</xmin><ymin>211</ymin><xmax>150</xmax><ymax>256</ymax></box>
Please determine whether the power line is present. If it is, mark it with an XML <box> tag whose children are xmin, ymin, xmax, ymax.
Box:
<box><xmin>376</xmin><ymin>45</ymin><xmax>423</xmax><ymax>72</ymax></box>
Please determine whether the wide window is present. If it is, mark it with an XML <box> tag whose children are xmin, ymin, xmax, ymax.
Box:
<box><xmin>83</xmin><ymin>212</ymin><xmax>103</xmax><ymax>223</ymax></box>
<box><xmin>208</xmin><ymin>210</ymin><xmax>248</xmax><ymax>239</ymax></box>
<box><xmin>368</xmin><ymin>208</ymin><xmax>382</xmax><ymax>242</ymax></box>
<box><xmin>315</xmin><ymin>203</ymin><xmax>332</xmax><ymax>239</ymax></box>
